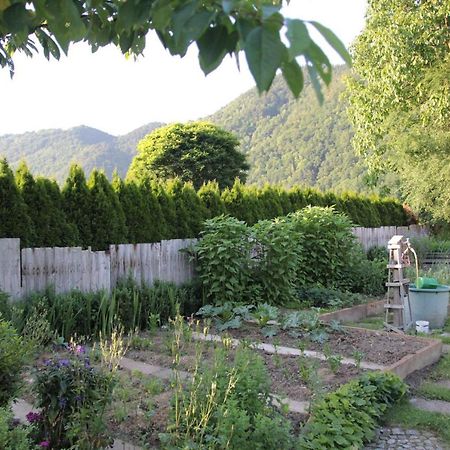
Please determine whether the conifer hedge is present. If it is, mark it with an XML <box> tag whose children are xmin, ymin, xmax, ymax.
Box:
<box><xmin>0</xmin><ymin>159</ymin><xmax>411</xmax><ymax>250</ymax></box>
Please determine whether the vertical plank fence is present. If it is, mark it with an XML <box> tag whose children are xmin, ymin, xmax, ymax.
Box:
<box><xmin>0</xmin><ymin>227</ymin><xmax>427</xmax><ymax>299</ymax></box>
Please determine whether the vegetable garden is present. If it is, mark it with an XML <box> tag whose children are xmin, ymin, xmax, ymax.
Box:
<box><xmin>0</xmin><ymin>207</ymin><xmax>445</xmax><ymax>449</ymax></box>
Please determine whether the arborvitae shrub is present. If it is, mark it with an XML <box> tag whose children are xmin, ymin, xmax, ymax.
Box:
<box><xmin>198</xmin><ymin>181</ymin><xmax>226</xmax><ymax>219</ymax></box>
<box><xmin>259</xmin><ymin>185</ymin><xmax>283</xmax><ymax>219</ymax></box>
<box><xmin>87</xmin><ymin>170</ymin><xmax>128</xmax><ymax>250</ymax></box>
<box><xmin>0</xmin><ymin>159</ymin><xmax>33</xmax><ymax>246</ymax></box>
<box><xmin>62</xmin><ymin>164</ymin><xmax>92</xmax><ymax>247</ymax></box>
<box><xmin>151</xmin><ymin>181</ymin><xmax>178</xmax><ymax>239</ymax></box>
<box><xmin>140</xmin><ymin>181</ymin><xmax>166</xmax><ymax>242</ymax></box>
<box><xmin>113</xmin><ymin>176</ymin><xmax>154</xmax><ymax>244</ymax></box>
<box><xmin>165</xmin><ymin>179</ymin><xmax>192</xmax><ymax>238</ymax></box>
<box><xmin>181</xmin><ymin>182</ymin><xmax>207</xmax><ymax>236</ymax></box>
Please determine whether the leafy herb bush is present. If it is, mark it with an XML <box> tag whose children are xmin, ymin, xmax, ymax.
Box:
<box><xmin>33</xmin><ymin>345</ymin><xmax>116</xmax><ymax>449</ymax></box>
<box><xmin>287</xmin><ymin>206</ymin><xmax>359</xmax><ymax>290</ymax></box>
<box><xmin>0</xmin><ymin>316</ymin><xmax>28</xmax><ymax>406</ymax></box>
<box><xmin>252</xmin><ymin>219</ymin><xmax>303</xmax><ymax>305</ymax></box>
<box><xmin>298</xmin><ymin>371</ymin><xmax>407</xmax><ymax>449</ymax></box>
<box><xmin>194</xmin><ymin>215</ymin><xmax>253</xmax><ymax>304</ymax></box>
<box><xmin>0</xmin><ymin>406</ymin><xmax>38</xmax><ymax>450</ymax></box>
<box><xmin>252</xmin><ymin>303</ymin><xmax>279</xmax><ymax>326</ymax></box>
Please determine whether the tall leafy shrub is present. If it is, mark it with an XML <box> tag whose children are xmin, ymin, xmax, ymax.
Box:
<box><xmin>252</xmin><ymin>218</ymin><xmax>303</xmax><ymax>305</ymax></box>
<box><xmin>287</xmin><ymin>206</ymin><xmax>358</xmax><ymax>289</ymax></box>
<box><xmin>195</xmin><ymin>216</ymin><xmax>253</xmax><ymax>304</ymax></box>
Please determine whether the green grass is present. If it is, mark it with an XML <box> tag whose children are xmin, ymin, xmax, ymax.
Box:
<box><xmin>347</xmin><ymin>315</ymin><xmax>384</xmax><ymax>330</ymax></box>
<box><xmin>384</xmin><ymin>401</ymin><xmax>450</xmax><ymax>445</ymax></box>
<box><xmin>428</xmin><ymin>353</ymin><xmax>450</xmax><ymax>381</ymax></box>
<box><xmin>417</xmin><ymin>382</ymin><xmax>450</xmax><ymax>402</ymax></box>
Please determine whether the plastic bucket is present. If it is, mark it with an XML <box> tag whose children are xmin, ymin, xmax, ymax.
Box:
<box><xmin>409</xmin><ymin>285</ymin><xmax>450</xmax><ymax>329</ymax></box>
<box><xmin>416</xmin><ymin>320</ymin><xmax>430</xmax><ymax>334</ymax></box>
<box><xmin>416</xmin><ymin>277</ymin><xmax>439</xmax><ymax>289</ymax></box>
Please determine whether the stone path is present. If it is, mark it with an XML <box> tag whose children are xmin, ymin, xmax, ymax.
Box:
<box><xmin>364</xmin><ymin>427</ymin><xmax>447</xmax><ymax>449</ymax></box>
<box><xmin>410</xmin><ymin>397</ymin><xmax>450</xmax><ymax>415</ymax></box>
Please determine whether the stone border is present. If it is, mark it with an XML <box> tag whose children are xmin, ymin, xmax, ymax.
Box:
<box><xmin>319</xmin><ymin>299</ymin><xmax>385</xmax><ymax>324</ymax></box>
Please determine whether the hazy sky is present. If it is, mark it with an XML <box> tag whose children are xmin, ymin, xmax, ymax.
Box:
<box><xmin>0</xmin><ymin>1</ymin><xmax>367</xmax><ymax>136</ymax></box>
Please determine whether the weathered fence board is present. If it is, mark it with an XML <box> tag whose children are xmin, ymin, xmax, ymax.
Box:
<box><xmin>0</xmin><ymin>238</ymin><xmax>21</xmax><ymax>298</ymax></box>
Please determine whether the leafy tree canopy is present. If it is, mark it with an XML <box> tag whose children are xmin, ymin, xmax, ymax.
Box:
<box><xmin>346</xmin><ymin>0</ymin><xmax>450</xmax><ymax>223</ymax></box>
<box><xmin>0</xmin><ymin>0</ymin><xmax>350</xmax><ymax>98</ymax></box>
<box><xmin>127</xmin><ymin>122</ymin><xmax>249</xmax><ymax>189</ymax></box>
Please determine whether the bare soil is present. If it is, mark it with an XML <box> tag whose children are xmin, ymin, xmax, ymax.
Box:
<box><xmin>220</xmin><ymin>323</ymin><xmax>428</xmax><ymax>366</ymax></box>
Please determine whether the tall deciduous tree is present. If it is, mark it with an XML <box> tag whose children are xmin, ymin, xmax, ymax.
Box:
<box><xmin>0</xmin><ymin>158</ymin><xmax>33</xmax><ymax>246</ymax></box>
<box><xmin>127</xmin><ymin>122</ymin><xmax>249</xmax><ymax>190</ymax></box>
<box><xmin>0</xmin><ymin>1</ymin><xmax>350</xmax><ymax>100</ymax></box>
<box><xmin>346</xmin><ymin>0</ymin><xmax>450</xmax><ymax>222</ymax></box>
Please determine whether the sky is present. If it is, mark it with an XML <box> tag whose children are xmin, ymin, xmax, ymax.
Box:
<box><xmin>0</xmin><ymin>1</ymin><xmax>367</xmax><ymax>137</ymax></box>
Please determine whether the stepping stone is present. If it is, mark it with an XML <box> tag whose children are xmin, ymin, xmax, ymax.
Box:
<box><xmin>120</xmin><ymin>356</ymin><xmax>190</xmax><ymax>380</ymax></box>
<box><xmin>271</xmin><ymin>395</ymin><xmax>309</xmax><ymax>414</ymax></box>
<box><xmin>410</xmin><ymin>397</ymin><xmax>450</xmax><ymax>415</ymax></box>
<box><xmin>12</xmin><ymin>399</ymin><xmax>142</xmax><ymax>450</ymax></box>
<box><xmin>442</xmin><ymin>344</ymin><xmax>450</xmax><ymax>354</ymax></box>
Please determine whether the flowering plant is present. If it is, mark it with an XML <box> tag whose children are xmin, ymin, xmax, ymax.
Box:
<box><xmin>32</xmin><ymin>343</ymin><xmax>115</xmax><ymax>449</ymax></box>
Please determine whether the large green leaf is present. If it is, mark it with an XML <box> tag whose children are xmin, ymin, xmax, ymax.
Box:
<box><xmin>197</xmin><ymin>26</ymin><xmax>229</xmax><ymax>75</ymax></box>
<box><xmin>281</xmin><ymin>58</ymin><xmax>303</xmax><ymax>98</ymax></box>
<box><xmin>309</xmin><ymin>21</ymin><xmax>352</xmax><ymax>66</ymax></box>
<box><xmin>285</xmin><ymin>19</ymin><xmax>311</xmax><ymax>59</ymax></box>
<box><xmin>244</xmin><ymin>24</ymin><xmax>286</xmax><ymax>92</ymax></box>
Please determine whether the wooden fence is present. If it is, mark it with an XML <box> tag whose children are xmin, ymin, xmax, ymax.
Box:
<box><xmin>0</xmin><ymin>226</ymin><xmax>427</xmax><ymax>299</ymax></box>
<box><xmin>0</xmin><ymin>238</ymin><xmax>196</xmax><ymax>299</ymax></box>
<box><xmin>351</xmin><ymin>225</ymin><xmax>428</xmax><ymax>251</ymax></box>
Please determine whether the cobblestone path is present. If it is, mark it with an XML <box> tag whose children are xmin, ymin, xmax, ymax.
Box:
<box><xmin>364</xmin><ymin>427</ymin><xmax>447</xmax><ymax>449</ymax></box>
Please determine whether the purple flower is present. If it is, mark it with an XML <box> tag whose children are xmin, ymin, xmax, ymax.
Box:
<box><xmin>26</xmin><ymin>411</ymin><xmax>42</xmax><ymax>423</ymax></box>
<box><xmin>44</xmin><ymin>359</ymin><xmax>53</xmax><ymax>366</ymax></box>
<box><xmin>84</xmin><ymin>358</ymin><xmax>91</xmax><ymax>368</ymax></box>
<box><xmin>58</xmin><ymin>359</ymin><xmax>70</xmax><ymax>367</ymax></box>
<box><xmin>59</xmin><ymin>397</ymin><xmax>67</xmax><ymax>408</ymax></box>
<box><xmin>75</xmin><ymin>345</ymin><xmax>85</xmax><ymax>354</ymax></box>
<box><xmin>39</xmin><ymin>441</ymin><xmax>50</xmax><ymax>448</ymax></box>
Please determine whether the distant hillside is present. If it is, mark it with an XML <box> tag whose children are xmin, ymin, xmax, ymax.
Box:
<box><xmin>209</xmin><ymin>66</ymin><xmax>368</xmax><ymax>192</ymax></box>
<box><xmin>0</xmin><ymin>123</ymin><xmax>163</xmax><ymax>183</ymax></box>
<box><xmin>0</xmin><ymin>67</ymin><xmax>370</xmax><ymax>192</ymax></box>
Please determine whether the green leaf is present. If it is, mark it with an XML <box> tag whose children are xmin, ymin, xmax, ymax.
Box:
<box><xmin>244</xmin><ymin>25</ymin><xmax>286</xmax><ymax>93</ymax></box>
<box><xmin>281</xmin><ymin>59</ymin><xmax>303</xmax><ymax>98</ymax></box>
<box><xmin>3</xmin><ymin>3</ymin><xmax>32</xmax><ymax>33</ymax></box>
<box><xmin>197</xmin><ymin>26</ymin><xmax>229</xmax><ymax>75</ymax></box>
<box><xmin>285</xmin><ymin>19</ymin><xmax>311</xmax><ymax>59</ymax></box>
<box><xmin>309</xmin><ymin>21</ymin><xmax>352</xmax><ymax>66</ymax></box>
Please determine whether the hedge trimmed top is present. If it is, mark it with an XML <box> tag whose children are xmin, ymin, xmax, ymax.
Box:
<box><xmin>0</xmin><ymin>158</ymin><xmax>410</xmax><ymax>250</ymax></box>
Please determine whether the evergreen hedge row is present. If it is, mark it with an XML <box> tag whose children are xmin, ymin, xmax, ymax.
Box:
<box><xmin>0</xmin><ymin>159</ymin><xmax>410</xmax><ymax>250</ymax></box>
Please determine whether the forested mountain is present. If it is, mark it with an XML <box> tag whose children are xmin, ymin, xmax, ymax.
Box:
<box><xmin>209</xmin><ymin>66</ymin><xmax>368</xmax><ymax>192</ymax></box>
<box><xmin>0</xmin><ymin>123</ymin><xmax>163</xmax><ymax>183</ymax></box>
<box><xmin>0</xmin><ymin>66</ymin><xmax>368</xmax><ymax>192</ymax></box>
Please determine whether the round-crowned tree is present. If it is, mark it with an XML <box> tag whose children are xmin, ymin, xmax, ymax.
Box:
<box><xmin>127</xmin><ymin>122</ymin><xmax>249</xmax><ymax>190</ymax></box>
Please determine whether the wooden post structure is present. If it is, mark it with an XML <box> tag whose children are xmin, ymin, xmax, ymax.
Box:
<box><xmin>384</xmin><ymin>235</ymin><xmax>411</xmax><ymax>333</ymax></box>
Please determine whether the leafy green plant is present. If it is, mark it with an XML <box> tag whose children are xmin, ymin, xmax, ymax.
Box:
<box><xmin>252</xmin><ymin>303</ymin><xmax>279</xmax><ymax>327</ymax></box>
<box><xmin>352</xmin><ymin>351</ymin><xmax>365</xmax><ymax>369</ymax></box>
<box><xmin>0</xmin><ymin>316</ymin><xmax>29</xmax><ymax>406</ymax></box>
<box><xmin>0</xmin><ymin>406</ymin><xmax>38</xmax><ymax>450</ymax></box>
<box><xmin>194</xmin><ymin>215</ymin><xmax>253</xmax><ymax>305</ymax></box>
<box><xmin>33</xmin><ymin>344</ymin><xmax>116</xmax><ymax>449</ymax></box>
<box><xmin>298</xmin><ymin>372</ymin><xmax>407</xmax><ymax>449</ymax></box>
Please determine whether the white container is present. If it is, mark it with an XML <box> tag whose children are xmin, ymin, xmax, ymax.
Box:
<box><xmin>416</xmin><ymin>320</ymin><xmax>430</xmax><ymax>334</ymax></box>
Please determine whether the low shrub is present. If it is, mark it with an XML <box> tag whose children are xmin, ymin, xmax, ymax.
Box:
<box><xmin>0</xmin><ymin>316</ymin><xmax>28</xmax><ymax>406</ymax></box>
<box><xmin>33</xmin><ymin>345</ymin><xmax>116</xmax><ymax>449</ymax></box>
<box><xmin>298</xmin><ymin>371</ymin><xmax>407</xmax><ymax>449</ymax></box>
<box><xmin>296</xmin><ymin>286</ymin><xmax>363</xmax><ymax>309</ymax></box>
<box><xmin>0</xmin><ymin>406</ymin><xmax>38</xmax><ymax>450</ymax></box>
